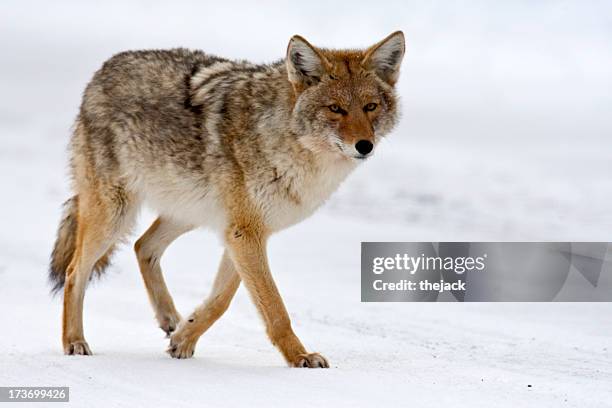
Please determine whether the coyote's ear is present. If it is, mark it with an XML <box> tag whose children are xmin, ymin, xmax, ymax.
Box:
<box><xmin>286</xmin><ymin>35</ymin><xmax>330</xmax><ymax>89</ymax></box>
<box><xmin>361</xmin><ymin>31</ymin><xmax>405</xmax><ymax>85</ymax></box>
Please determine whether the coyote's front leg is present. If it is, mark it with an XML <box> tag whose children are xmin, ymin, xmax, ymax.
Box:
<box><xmin>223</xmin><ymin>222</ymin><xmax>329</xmax><ymax>368</ymax></box>
<box><xmin>168</xmin><ymin>250</ymin><xmax>240</xmax><ymax>358</ymax></box>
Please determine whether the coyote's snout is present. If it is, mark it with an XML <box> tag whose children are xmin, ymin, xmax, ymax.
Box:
<box><xmin>50</xmin><ymin>32</ymin><xmax>405</xmax><ymax>367</ymax></box>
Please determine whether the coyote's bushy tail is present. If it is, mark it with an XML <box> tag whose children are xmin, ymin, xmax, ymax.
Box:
<box><xmin>49</xmin><ymin>195</ymin><xmax>112</xmax><ymax>294</ymax></box>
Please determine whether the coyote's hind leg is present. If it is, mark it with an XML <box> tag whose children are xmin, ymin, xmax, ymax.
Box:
<box><xmin>135</xmin><ymin>217</ymin><xmax>193</xmax><ymax>335</ymax></box>
<box><xmin>63</xmin><ymin>185</ymin><xmax>136</xmax><ymax>355</ymax></box>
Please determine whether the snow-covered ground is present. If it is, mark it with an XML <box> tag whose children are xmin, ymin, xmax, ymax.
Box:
<box><xmin>1</xmin><ymin>1</ymin><xmax>611</xmax><ymax>407</ymax></box>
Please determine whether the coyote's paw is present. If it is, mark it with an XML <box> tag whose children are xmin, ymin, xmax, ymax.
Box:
<box><xmin>64</xmin><ymin>340</ymin><xmax>92</xmax><ymax>356</ymax></box>
<box><xmin>292</xmin><ymin>352</ymin><xmax>329</xmax><ymax>368</ymax></box>
<box><xmin>158</xmin><ymin>312</ymin><xmax>181</xmax><ymax>337</ymax></box>
<box><xmin>167</xmin><ymin>331</ymin><xmax>197</xmax><ymax>359</ymax></box>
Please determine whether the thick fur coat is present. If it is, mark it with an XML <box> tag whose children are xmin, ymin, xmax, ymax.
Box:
<box><xmin>50</xmin><ymin>32</ymin><xmax>405</xmax><ymax>367</ymax></box>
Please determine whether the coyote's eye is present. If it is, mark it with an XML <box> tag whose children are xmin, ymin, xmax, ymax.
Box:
<box><xmin>328</xmin><ymin>103</ymin><xmax>346</xmax><ymax>115</ymax></box>
<box><xmin>364</xmin><ymin>103</ymin><xmax>378</xmax><ymax>112</ymax></box>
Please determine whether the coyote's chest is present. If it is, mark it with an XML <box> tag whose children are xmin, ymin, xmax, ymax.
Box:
<box><xmin>249</xmin><ymin>158</ymin><xmax>355</xmax><ymax>231</ymax></box>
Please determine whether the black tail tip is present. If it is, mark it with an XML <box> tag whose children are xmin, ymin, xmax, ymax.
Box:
<box><xmin>48</xmin><ymin>265</ymin><xmax>66</xmax><ymax>296</ymax></box>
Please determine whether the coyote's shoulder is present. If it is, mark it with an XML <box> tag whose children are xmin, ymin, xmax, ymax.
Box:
<box><xmin>51</xmin><ymin>32</ymin><xmax>405</xmax><ymax>366</ymax></box>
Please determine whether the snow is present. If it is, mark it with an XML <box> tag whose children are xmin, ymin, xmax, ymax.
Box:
<box><xmin>1</xmin><ymin>1</ymin><xmax>611</xmax><ymax>407</ymax></box>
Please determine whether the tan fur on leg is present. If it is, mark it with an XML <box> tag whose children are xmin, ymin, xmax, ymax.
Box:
<box><xmin>135</xmin><ymin>217</ymin><xmax>192</xmax><ymax>335</ymax></box>
<box><xmin>63</xmin><ymin>187</ymin><xmax>135</xmax><ymax>355</ymax></box>
<box><xmin>168</xmin><ymin>250</ymin><xmax>241</xmax><ymax>358</ymax></box>
<box><xmin>223</xmin><ymin>220</ymin><xmax>328</xmax><ymax>368</ymax></box>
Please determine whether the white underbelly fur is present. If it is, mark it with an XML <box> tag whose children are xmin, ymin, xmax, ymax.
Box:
<box><xmin>130</xmin><ymin>158</ymin><xmax>355</xmax><ymax>235</ymax></box>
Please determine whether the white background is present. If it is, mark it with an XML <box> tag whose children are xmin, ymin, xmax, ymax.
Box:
<box><xmin>1</xmin><ymin>1</ymin><xmax>611</xmax><ymax>407</ymax></box>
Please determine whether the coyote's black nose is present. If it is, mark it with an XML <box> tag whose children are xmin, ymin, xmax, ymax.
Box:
<box><xmin>355</xmin><ymin>140</ymin><xmax>374</xmax><ymax>155</ymax></box>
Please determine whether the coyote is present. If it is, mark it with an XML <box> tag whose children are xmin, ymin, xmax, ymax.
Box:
<box><xmin>49</xmin><ymin>32</ymin><xmax>405</xmax><ymax>367</ymax></box>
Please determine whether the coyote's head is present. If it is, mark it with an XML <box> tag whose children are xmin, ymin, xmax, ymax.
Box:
<box><xmin>286</xmin><ymin>31</ymin><xmax>405</xmax><ymax>161</ymax></box>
